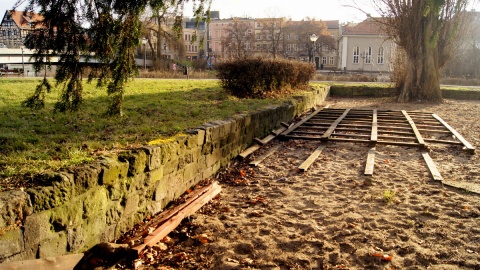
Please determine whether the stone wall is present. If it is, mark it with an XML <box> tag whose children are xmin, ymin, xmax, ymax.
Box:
<box><xmin>0</xmin><ymin>86</ymin><xmax>330</xmax><ymax>263</ymax></box>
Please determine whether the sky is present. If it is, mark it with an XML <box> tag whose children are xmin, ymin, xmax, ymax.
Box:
<box><xmin>2</xmin><ymin>0</ymin><xmax>480</xmax><ymax>23</ymax></box>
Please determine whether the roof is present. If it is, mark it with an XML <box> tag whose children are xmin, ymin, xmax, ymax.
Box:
<box><xmin>342</xmin><ymin>18</ymin><xmax>386</xmax><ymax>35</ymax></box>
<box><xmin>3</xmin><ymin>10</ymin><xmax>45</xmax><ymax>30</ymax></box>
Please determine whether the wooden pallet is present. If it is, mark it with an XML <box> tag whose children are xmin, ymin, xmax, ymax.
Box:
<box><xmin>282</xmin><ymin>108</ymin><xmax>475</xmax><ymax>181</ymax></box>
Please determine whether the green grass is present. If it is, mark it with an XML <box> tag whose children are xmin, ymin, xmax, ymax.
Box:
<box><xmin>0</xmin><ymin>78</ymin><xmax>288</xmax><ymax>181</ymax></box>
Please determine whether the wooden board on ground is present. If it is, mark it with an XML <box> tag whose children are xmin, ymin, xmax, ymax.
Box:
<box><xmin>0</xmin><ymin>254</ymin><xmax>84</xmax><ymax>270</ymax></box>
<box><xmin>132</xmin><ymin>182</ymin><xmax>221</xmax><ymax>254</ymax></box>
<box><xmin>321</xmin><ymin>109</ymin><xmax>351</xmax><ymax>139</ymax></box>
<box><xmin>298</xmin><ymin>143</ymin><xmax>327</xmax><ymax>172</ymax></box>
<box><xmin>442</xmin><ymin>180</ymin><xmax>480</xmax><ymax>195</ymax></box>
<box><xmin>421</xmin><ymin>151</ymin><xmax>443</xmax><ymax>181</ymax></box>
<box><xmin>249</xmin><ymin>144</ymin><xmax>282</xmax><ymax>167</ymax></box>
<box><xmin>364</xmin><ymin>147</ymin><xmax>376</xmax><ymax>176</ymax></box>
<box><xmin>239</xmin><ymin>126</ymin><xmax>287</xmax><ymax>158</ymax></box>
<box><xmin>432</xmin><ymin>114</ymin><xmax>476</xmax><ymax>153</ymax></box>
<box><xmin>402</xmin><ymin>110</ymin><xmax>426</xmax><ymax>146</ymax></box>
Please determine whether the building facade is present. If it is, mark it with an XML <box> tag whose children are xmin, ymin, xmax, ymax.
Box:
<box><xmin>0</xmin><ymin>10</ymin><xmax>44</xmax><ymax>48</ymax></box>
<box><xmin>338</xmin><ymin>18</ymin><xmax>394</xmax><ymax>73</ymax></box>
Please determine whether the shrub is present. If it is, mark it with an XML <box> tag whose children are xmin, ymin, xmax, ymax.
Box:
<box><xmin>216</xmin><ymin>58</ymin><xmax>315</xmax><ymax>98</ymax></box>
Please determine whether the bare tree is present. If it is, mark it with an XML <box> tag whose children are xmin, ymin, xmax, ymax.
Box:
<box><xmin>284</xmin><ymin>19</ymin><xmax>335</xmax><ymax>64</ymax></box>
<box><xmin>222</xmin><ymin>19</ymin><xmax>255</xmax><ymax>59</ymax></box>
<box><xmin>256</xmin><ymin>17</ymin><xmax>286</xmax><ymax>59</ymax></box>
<box><xmin>142</xmin><ymin>5</ymin><xmax>185</xmax><ymax>69</ymax></box>
<box><xmin>371</xmin><ymin>0</ymin><xmax>470</xmax><ymax>102</ymax></box>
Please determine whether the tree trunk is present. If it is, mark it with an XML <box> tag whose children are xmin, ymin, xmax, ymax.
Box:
<box><xmin>398</xmin><ymin>14</ymin><xmax>443</xmax><ymax>103</ymax></box>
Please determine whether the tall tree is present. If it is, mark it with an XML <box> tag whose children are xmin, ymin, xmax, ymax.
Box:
<box><xmin>371</xmin><ymin>0</ymin><xmax>469</xmax><ymax>102</ymax></box>
<box><xmin>222</xmin><ymin>19</ymin><xmax>255</xmax><ymax>59</ymax></box>
<box><xmin>17</xmin><ymin>0</ymin><xmax>210</xmax><ymax>115</ymax></box>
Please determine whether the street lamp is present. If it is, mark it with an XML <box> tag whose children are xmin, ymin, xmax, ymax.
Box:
<box><xmin>142</xmin><ymin>38</ymin><xmax>147</xmax><ymax>69</ymax></box>
<box><xmin>20</xmin><ymin>45</ymin><xmax>25</xmax><ymax>76</ymax></box>
<box><xmin>310</xmin><ymin>34</ymin><xmax>318</xmax><ymax>69</ymax></box>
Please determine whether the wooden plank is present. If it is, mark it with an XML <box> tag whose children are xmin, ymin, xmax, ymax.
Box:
<box><xmin>321</xmin><ymin>109</ymin><xmax>351</xmax><ymax>139</ymax></box>
<box><xmin>371</xmin><ymin>109</ymin><xmax>378</xmax><ymax>142</ymax></box>
<box><xmin>298</xmin><ymin>143</ymin><xmax>327</xmax><ymax>172</ymax></box>
<box><xmin>249</xmin><ymin>144</ymin><xmax>282</xmax><ymax>166</ymax></box>
<box><xmin>239</xmin><ymin>145</ymin><xmax>261</xmax><ymax>159</ymax></box>
<box><xmin>421</xmin><ymin>151</ymin><xmax>443</xmax><ymax>181</ymax></box>
<box><xmin>0</xmin><ymin>254</ymin><xmax>84</xmax><ymax>270</ymax></box>
<box><xmin>364</xmin><ymin>147</ymin><xmax>376</xmax><ymax>176</ymax></box>
<box><xmin>401</xmin><ymin>110</ymin><xmax>426</xmax><ymax>147</ymax></box>
<box><xmin>442</xmin><ymin>181</ymin><xmax>480</xmax><ymax>195</ymax></box>
<box><xmin>238</xmin><ymin>126</ymin><xmax>287</xmax><ymax>158</ymax></box>
<box><xmin>281</xmin><ymin>107</ymin><xmax>324</xmax><ymax>137</ymax></box>
<box><xmin>432</xmin><ymin>114</ymin><xmax>475</xmax><ymax>153</ymax></box>
<box><xmin>134</xmin><ymin>182</ymin><xmax>222</xmax><ymax>253</ymax></box>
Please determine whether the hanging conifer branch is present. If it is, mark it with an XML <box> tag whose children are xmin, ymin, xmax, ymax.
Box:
<box><xmin>19</xmin><ymin>0</ymin><xmax>211</xmax><ymax>116</ymax></box>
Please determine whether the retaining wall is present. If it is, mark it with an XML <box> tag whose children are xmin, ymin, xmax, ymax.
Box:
<box><xmin>0</xmin><ymin>86</ymin><xmax>330</xmax><ymax>263</ymax></box>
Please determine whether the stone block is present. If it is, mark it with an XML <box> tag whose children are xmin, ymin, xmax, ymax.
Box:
<box><xmin>99</xmin><ymin>157</ymin><xmax>129</xmax><ymax>187</ymax></box>
<box><xmin>38</xmin><ymin>232</ymin><xmax>68</xmax><ymax>258</ymax></box>
<box><xmin>154</xmin><ymin>178</ymin><xmax>169</xmax><ymax>204</ymax></box>
<box><xmin>147</xmin><ymin>166</ymin><xmax>164</xmax><ymax>186</ymax></box>
<box><xmin>0</xmin><ymin>228</ymin><xmax>23</xmax><ymax>260</ymax></box>
<box><xmin>49</xmin><ymin>198</ymin><xmax>84</xmax><ymax>231</ymax></box>
<box><xmin>122</xmin><ymin>150</ymin><xmax>147</xmax><ymax>176</ymax></box>
<box><xmin>71</xmin><ymin>163</ymin><xmax>101</xmax><ymax>194</ymax></box>
<box><xmin>123</xmin><ymin>193</ymin><xmax>139</xmax><ymax>217</ymax></box>
<box><xmin>0</xmin><ymin>190</ymin><xmax>32</xmax><ymax>228</ymax></box>
<box><xmin>23</xmin><ymin>212</ymin><xmax>56</xmax><ymax>253</ymax></box>
<box><xmin>27</xmin><ymin>172</ymin><xmax>75</xmax><ymax>212</ymax></box>
<box><xmin>67</xmin><ymin>226</ymin><xmax>84</xmax><ymax>252</ymax></box>
<box><xmin>83</xmin><ymin>188</ymin><xmax>108</xmax><ymax>219</ymax></box>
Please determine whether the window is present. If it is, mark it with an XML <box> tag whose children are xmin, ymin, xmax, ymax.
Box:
<box><xmin>1</xmin><ymin>30</ymin><xmax>4</xmax><ymax>36</ymax></box>
<box><xmin>286</xmin><ymin>33</ymin><xmax>290</xmax><ymax>40</ymax></box>
<box><xmin>322</xmin><ymin>56</ymin><xmax>327</xmax><ymax>64</ymax></box>
<box><xmin>353</xmin><ymin>46</ymin><xmax>359</xmax><ymax>64</ymax></box>
<box><xmin>329</xmin><ymin>56</ymin><xmax>334</xmax><ymax>65</ymax></box>
<box><xmin>13</xmin><ymin>30</ymin><xmax>17</xmax><ymax>35</ymax></box>
<box><xmin>256</xmin><ymin>44</ymin><xmax>261</xmax><ymax>51</ymax></box>
<box><xmin>256</xmin><ymin>22</ymin><xmax>262</xmax><ymax>28</ymax></box>
<box><xmin>293</xmin><ymin>44</ymin><xmax>298</xmax><ymax>51</ymax></box>
<box><xmin>294</xmin><ymin>35</ymin><xmax>299</xmax><ymax>40</ymax></box>
<box><xmin>286</xmin><ymin>44</ymin><xmax>291</xmax><ymax>52</ymax></box>
<box><xmin>377</xmin><ymin>47</ymin><xmax>384</xmax><ymax>64</ymax></box>
<box><xmin>365</xmin><ymin>47</ymin><xmax>372</xmax><ymax>64</ymax></box>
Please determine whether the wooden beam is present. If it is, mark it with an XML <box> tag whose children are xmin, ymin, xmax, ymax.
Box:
<box><xmin>321</xmin><ymin>109</ymin><xmax>351</xmax><ymax>139</ymax></box>
<box><xmin>364</xmin><ymin>147</ymin><xmax>376</xmax><ymax>176</ymax></box>
<box><xmin>280</xmin><ymin>107</ymin><xmax>324</xmax><ymax>137</ymax></box>
<box><xmin>371</xmin><ymin>109</ymin><xmax>378</xmax><ymax>142</ymax></box>
<box><xmin>238</xmin><ymin>126</ymin><xmax>287</xmax><ymax>158</ymax></box>
<box><xmin>0</xmin><ymin>254</ymin><xmax>84</xmax><ymax>270</ymax></box>
<box><xmin>401</xmin><ymin>110</ymin><xmax>426</xmax><ymax>147</ymax></box>
<box><xmin>432</xmin><ymin>114</ymin><xmax>475</xmax><ymax>153</ymax></box>
<box><xmin>133</xmin><ymin>182</ymin><xmax>222</xmax><ymax>253</ymax></box>
<box><xmin>298</xmin><ymin>143</ymin><xmax>327</xmax><ymax>172</ymax></box>
<box><xmin>421</xmin><ymin>151</ymin><xmax>443</xmax><ymax>181</ymax></box>
<box><xmin>249</xmin><ymin>144</ymin><xmax>282</xmax><ymax>166</ymax></box>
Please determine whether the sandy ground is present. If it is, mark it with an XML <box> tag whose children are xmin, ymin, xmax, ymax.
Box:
<box><xmin>117</xmin><ymin>97</ymin><xmax>480</xmax><ymax>270</ymax></box>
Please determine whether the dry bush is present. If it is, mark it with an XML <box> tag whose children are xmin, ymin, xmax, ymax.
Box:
<box><xmin>216</xmin><ymin>58</ymin><xmax>315</xmax><ymax>98</ymax></box>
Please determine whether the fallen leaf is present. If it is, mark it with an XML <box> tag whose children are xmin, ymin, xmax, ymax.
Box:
<box><xmin>241</xmin><ymin>258</ymin><xmax>254</xmax><ymax>265</ymax></box>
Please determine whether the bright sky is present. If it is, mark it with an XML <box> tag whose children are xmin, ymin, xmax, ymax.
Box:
<box><xmin>2</xmin><ymin>0</ymin><xmax>480</xmax><ymax>23</ymax></box>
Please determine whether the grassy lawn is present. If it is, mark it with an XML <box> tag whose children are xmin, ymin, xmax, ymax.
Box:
<box><xmin>0</xmin><ymin>78</ymin><xmax>289</xmax><ymax>184</ymax></box>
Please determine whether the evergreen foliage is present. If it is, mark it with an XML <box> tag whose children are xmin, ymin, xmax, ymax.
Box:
<box><xmin>17</xmin><ymin>0</ymin><xmax>211</xmax><ymax>115</ymax></box>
